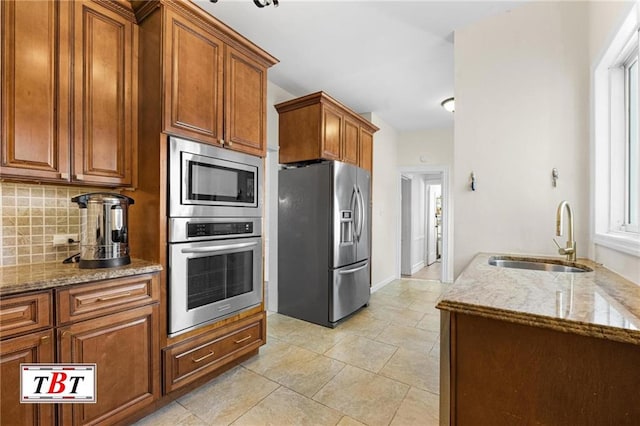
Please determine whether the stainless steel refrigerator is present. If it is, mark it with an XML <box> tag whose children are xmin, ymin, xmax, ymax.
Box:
<box><xmin>278</xmin><ymin>161</ymin><xmax>370</xmax><ymax>327</ymax></box>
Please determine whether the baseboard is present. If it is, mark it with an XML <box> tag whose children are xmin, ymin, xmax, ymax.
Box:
<box><xmin>411</xmin><ymin>261</ymin><xmax>425</xmax><ymax>275</ymax></box>
<box><xmin>371</xmin><ymin>275</ymin><xmax>396</xmax><ymax>293</ymax></box>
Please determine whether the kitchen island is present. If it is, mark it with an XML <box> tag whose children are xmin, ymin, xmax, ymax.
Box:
<box><xmin>436</xmin><ymin>253</ymin><xmax>640</xmax><ymax>425</ymax></box>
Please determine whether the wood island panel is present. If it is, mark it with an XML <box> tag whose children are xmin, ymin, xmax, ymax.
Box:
<box><xmin>450</xmin><ymin>313</ymin><xmax>640</xmax><ymax>425</ymax></box>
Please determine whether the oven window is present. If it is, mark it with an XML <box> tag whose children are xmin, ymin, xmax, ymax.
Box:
<box><xmin>187</xmin><ymin>251</ymin><xmax>254</xmax><ymax>310</ymax></box>
<box><xmin>188</xmin><ymin>161</ymin><xmax>255</xmax><ymax>203</ymax></box>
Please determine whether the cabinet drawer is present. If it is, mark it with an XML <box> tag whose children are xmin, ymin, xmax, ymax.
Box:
<box><xmin>0</xmin><ymin>291</ymin><xmax>52</xmax><ymax>339</ymax></box>
<box><xmin>56</xmin><ymin>273</ymin><xmax>160</xmax><ymax>325</ymax></box>
<box><xmin>164</xmin><ymin>313</ymin><xmax>265</xmax><ymax>393</ymax></box>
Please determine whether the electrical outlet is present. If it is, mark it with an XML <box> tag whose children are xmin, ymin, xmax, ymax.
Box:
<box><xmin>52</xmin><ymin>234</ymin><xmax>79</xmax><ymax>247</ymax></box>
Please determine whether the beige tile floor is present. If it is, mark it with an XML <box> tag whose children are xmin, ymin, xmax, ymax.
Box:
<box><xmin>135</xmin><ymin>279</ymin><xmax>446</xmax><ymax>426</ymax></box>
<box><xmin>406</xmin><ymin>262</ymin><xmax>442</xmax><ymax>281</ymax></box>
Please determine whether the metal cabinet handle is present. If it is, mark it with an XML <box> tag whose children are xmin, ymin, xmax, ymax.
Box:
<box><xmin>234</xmin><ymin>335</ymin><xmax>252</xmax><ymax>344</ymax></box>
<box><xmin>61</xmin><ymin>331</ymin><xmax>72</xmax><ymax>338</ymax></box>
<box><xmin>40</xmin><ymin>335</ymin><xmax>50</xmax><ymax>344</ymax></box>
<box><xmin>98</xmin><ymin>292</ymin><xmax>132</xmax><ymax>301</ymax></box>
<box><xmin>227</xmin><ymin>140</ymin><xmax>233</xmax><ymax>147</ymax></box>
<box><xmin>191</xmin><ymin>351</ymin><xmax>215</xmax><ymax>363</ymax></box>
<box><xmin>220</xmin><ymin>139</ymin><xmax>225</xmax><ymax>145</ymax></box>
<box><xmin>60</xmin><ymin>172</ymin><xmax>70</xmax><ymax>180</ymax></box>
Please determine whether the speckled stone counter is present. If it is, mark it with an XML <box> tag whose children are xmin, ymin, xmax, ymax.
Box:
<box><xmin>0</xmin><ymin>259</ymin><xmax>163</xmax><ymax>296</ymax></box>
<box><xmin>437</xmin><ymin>253</ymin><xmax>640</xmax><ymax>345</ymax></box>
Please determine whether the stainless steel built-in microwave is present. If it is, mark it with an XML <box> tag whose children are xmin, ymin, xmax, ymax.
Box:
<box><xmin>169</xmin><ymin>136</ymin><xmax>263</xmax><ymax>218</ymax></box>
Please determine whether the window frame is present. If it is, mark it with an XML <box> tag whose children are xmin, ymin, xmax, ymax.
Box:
<box><xmin>593</xmin><ymin>5</ymin><xmax>640</xmax><ymax>257</ymax></box>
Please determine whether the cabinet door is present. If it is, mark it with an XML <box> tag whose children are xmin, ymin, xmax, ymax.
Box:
<box><xmin>322</xmin><ymin>106</ymin><xmax>342</xmax><ymax>160</ymax></box>
<box><xmin>0</xmin><ymin>0</ymin><xmax>70</xmax><ymax>181</ymax></box>
<box><xmin>58</xmin><ymin>304</ymin><xmax>160</xmax><ymax>426</ymax></box>
<box><xmin>342</xmin><ymin>117</ymin><xmax>359</xmax><ymax>165</ymax></box>
<box><xmin>164</xmin><ymin>9</ymin><xmax>224</xmax><ymax>146</ymax></box>
<box><xmin>0</xmin><ymin>330</ymin><xmax>55</xmax><ymax>426</ymax></box>
<box><xmin>359</xmin><ymin>128</ymin><xmax>374</xmax><ymax>174</ymax></box>
<box><xmin>72</xmin><ymin>1</ymin><xmax>135</xmax><ymax>186</ymax></box>
<box><xmin>224</xmin><ymin>47</ymin><xmax>267</xmax><ymax>157</ymax></box>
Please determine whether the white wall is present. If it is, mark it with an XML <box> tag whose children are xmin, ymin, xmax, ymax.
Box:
<box><xmin>362</xmin><ymin>112</ymin><xmax>400</xmax><ymax>288</ymax></box>
<box><xmin>265</xmin><ymin>81</ymin><xmax>297</xmax><ymax>311</ymax></box>
<box><xmin>454</xmin><ymin>1</ymin><xmax>590</xmax><ymax>277</ymax></box>
<box><xmin>398</xmin><ymin>127</ymin><xmax>453</xmax><ymax>167</ymax></box>
<box><xmin>588</xmin><ymin>1</ymin><xmax>640</xmax><ymax>284</ymax></box>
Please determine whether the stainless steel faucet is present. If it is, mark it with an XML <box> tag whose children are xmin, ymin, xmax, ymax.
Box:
<box><xmin>554</xmin><ymin>200</ymin><xmax>576</xmax><ymax>261</ymax></box>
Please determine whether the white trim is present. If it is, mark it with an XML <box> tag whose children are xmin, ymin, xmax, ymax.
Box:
<box><xmin>411</xmin><ymin>261</ymin><xmax>425</xmax><ymax>275</ymax></box>
<box><xmin>370</xmin><ymin>275</ymin><xmax>396</xmax><ymax>293</ymax></box>
<box><xmin>594</xmin><ymin>233</ymin><xmax>640</xmax><ymax>257</ymax></box>
<box><xmin>396</xmin><ymin>165</ymin><xmax>453</xmax><ymax>283</ymax></box>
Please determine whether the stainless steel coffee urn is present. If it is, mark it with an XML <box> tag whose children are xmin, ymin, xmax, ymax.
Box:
<box><xmin>71</xmin><ymin>193</ymin><xmax>134</xmax><ymax>269</ymax></box>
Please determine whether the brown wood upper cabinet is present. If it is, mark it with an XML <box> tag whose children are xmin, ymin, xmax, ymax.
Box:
<box><xmin>275</xmin><ymin>92</ymin><xmax>379</xmax><ymax>173</ymax></box>
<box><xmin>0</xmin><ymin>0</ymin><xmax>138</xmax><ymax>187</ymax></box>
<box><xmin>159</xmin><ymin>4</ymin><xmax>273</xmax><ymax>157</ymax></box>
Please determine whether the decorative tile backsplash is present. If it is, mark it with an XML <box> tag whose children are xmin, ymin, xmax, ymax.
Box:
<box><xmin>0</xmin><ymin>182</ymin><xmax>105</xmax><ymax>266</ymax></box>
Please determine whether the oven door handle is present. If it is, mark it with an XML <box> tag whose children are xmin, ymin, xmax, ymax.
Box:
<box><xmin>181</xmin><ymin>241</ymin><xmax>258</xmax><ymax>254</ymax></box>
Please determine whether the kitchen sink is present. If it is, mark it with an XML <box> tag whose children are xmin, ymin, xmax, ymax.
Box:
<box><xmin>488</xmin><ymin>256</ymin><xmax>592</xmax><ymax>273</ymax></box>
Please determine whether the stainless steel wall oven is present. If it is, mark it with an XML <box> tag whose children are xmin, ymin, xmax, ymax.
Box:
<box><xmin>167</xmin><ymin>136</ymin><xmax>263</xmax><ymax>336</ymax></box>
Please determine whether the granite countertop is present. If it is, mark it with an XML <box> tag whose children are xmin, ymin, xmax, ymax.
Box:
<box><xmin>0</xmin><ymin>259</ymin><xmax>163</xmax><ymax>296</ymax></box>
<box><xmin>437</xmin><ymin>253</ymin><xmax>640</xmax><ymax>345</ymax></box>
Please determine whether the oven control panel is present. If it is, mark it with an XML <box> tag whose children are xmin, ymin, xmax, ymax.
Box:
<box><xmin>187</xmin><ymin>222</ymin><xmax>253</xmax><ymax>238</ymax></box>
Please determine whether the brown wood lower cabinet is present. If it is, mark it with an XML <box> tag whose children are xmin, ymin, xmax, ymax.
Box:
<box><xmin>57</xmin><ymin>304</ymin><xmax>160</xmax><ymax>426</ymax></box>
<box><xmin>163</xmin><ymin>312</ymin><xmax>266</xmax><ymax>393</ymax></box>
<box><xmin>0</xmin><ymin>329</ymin><xmax>55</xmax><ymax>426</ymax></box>
<box><xmin>441</xmin><ymin>312</ymin><xmax>640</xmax><ymax>425</ymax></box>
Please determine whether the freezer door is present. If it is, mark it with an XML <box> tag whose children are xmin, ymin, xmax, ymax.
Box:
<box><xmin>355</xmin><ymin>168</ymin><xmax>370</xmax><ymax>262</ymax></box>
<box><xmin>332</xmin><ymin>162</ymin><xmax>358</xmax><ymax>268</ymax></box>
<box><xmin>330</xmin><ymin>260</ymin><xmax>370</xmax><ymax>323</ymax></box>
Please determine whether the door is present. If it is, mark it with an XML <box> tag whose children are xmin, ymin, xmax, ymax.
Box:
<box><xmin>401</xmin><ymin>177</ymin><xmax>412</xmax><ymax>276</ymax></box>
<box><xmin>72</xmin><ymin>0</ymin><xmax>135</xmax><ymax>186</ymax></box>
<box><xmin>322</xmin><ymin>106</ymin><xmax>342</xmax><ymax>160</ymax></box>
<box><xmin>58</xmin><ymin>305</ymin><xmax>159</xmax><ymax>426</ymax></box>
<box><xmin>332</xmin><ymin>162</ymin><xmax>358</xmax><ymax>268</ymax></box>
<box><xmin>359</xmin><ymin>128</ymin><xmax>373</xmax><ymax>173</ymax></box>
<box><xmin>169</xmin><ymin>237</ymin><xmax>262</xmax><ymax>335</ymax></box>
<box><xmin>0</xmin><ymin>330</ymin><xmax>55</xmax><ymax>426</ymax></box>
<box><xmin>342</xmin><ymin>117</ymin><xmax>359</xmax><ymax>165</ymax></box>
<box><xmin>330</xmin><ymin>260</ymin><xmax>370</xmax><ymax>323</ymax></box>
<box><xmin>225</xmin><ymin>46</ymin><xmax>267</xmax><ymax>157</ymax></box>
<box><xmin>164</xmin><ymin>8</ymin><xmax>224</xmax><ymax>145</ymax></box>
<box><xmin>1</xmin><ymin>0</ymin><xmax>70</xmax><ymax>181</ymax></box>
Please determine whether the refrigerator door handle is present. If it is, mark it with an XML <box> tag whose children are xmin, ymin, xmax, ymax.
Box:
<box><xmin>350</xmin><ymin>186</ymin><xmax>358</xmax><ymax>241</ymax></box>
<box><xmin>356</xmin><ymin>186</ymin><xmax>365</xmax><ymax>241</ymax></box>
<box><xmin>338</xmin><ymin>262</ymin><xmax>369</xmax><ymax>275</ymax></box>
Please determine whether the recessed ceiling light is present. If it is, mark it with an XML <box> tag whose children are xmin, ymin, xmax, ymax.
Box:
<box><xmin>441</xmin><ymin>97</ymin><xmax>455</xmax><ymax>113</ymax></box>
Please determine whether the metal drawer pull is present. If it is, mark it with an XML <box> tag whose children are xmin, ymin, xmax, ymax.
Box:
<box><xmin>61</xmin><ymin>331</ymin><xmax>72</xmax><ymax>338</ymax></box>
<box><xmin>339</xmin><ymin>263</ymin><xmax>369</xmax><ymax>275</ymax></box>
<box><xmin>40</xmin><ymin>335</ymin><xmax>49</xmax><ymax>344</ymax></box>
<box><xmin>98</xmin><ymin>292</ymin><xmax>132</xmax><ymax>301</ymax></box>
<box><xmin>234</xmin><ymin>335</ymin><xmax>252</xmax><ymax>344</ymax></box>
<box><xmin>191</xmin><ymin>351</ymin><xmax>215</xmax><ymax>363</ymax></box>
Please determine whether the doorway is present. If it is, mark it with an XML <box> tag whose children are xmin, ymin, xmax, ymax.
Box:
<box><xmin>397</xmin><ymin>166</ymin><xmax>451</xmax><ymax>283</ymax></box>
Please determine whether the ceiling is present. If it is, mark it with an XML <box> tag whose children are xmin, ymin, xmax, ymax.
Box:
<box><xmin>195</xmin><ymin>0</ymin><xmax>525</xmax><ymax>132</ymax></box>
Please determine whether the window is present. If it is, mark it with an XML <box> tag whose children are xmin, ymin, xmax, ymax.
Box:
<box><xmin>593</xmin><ymin>4</ymin><xmax>640</xmax><ymax>256</ymax></box>
<box><xmin>627</xmin><ymin>57</ymin><xmax>639</xmax><ymax>232</ymax></box>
